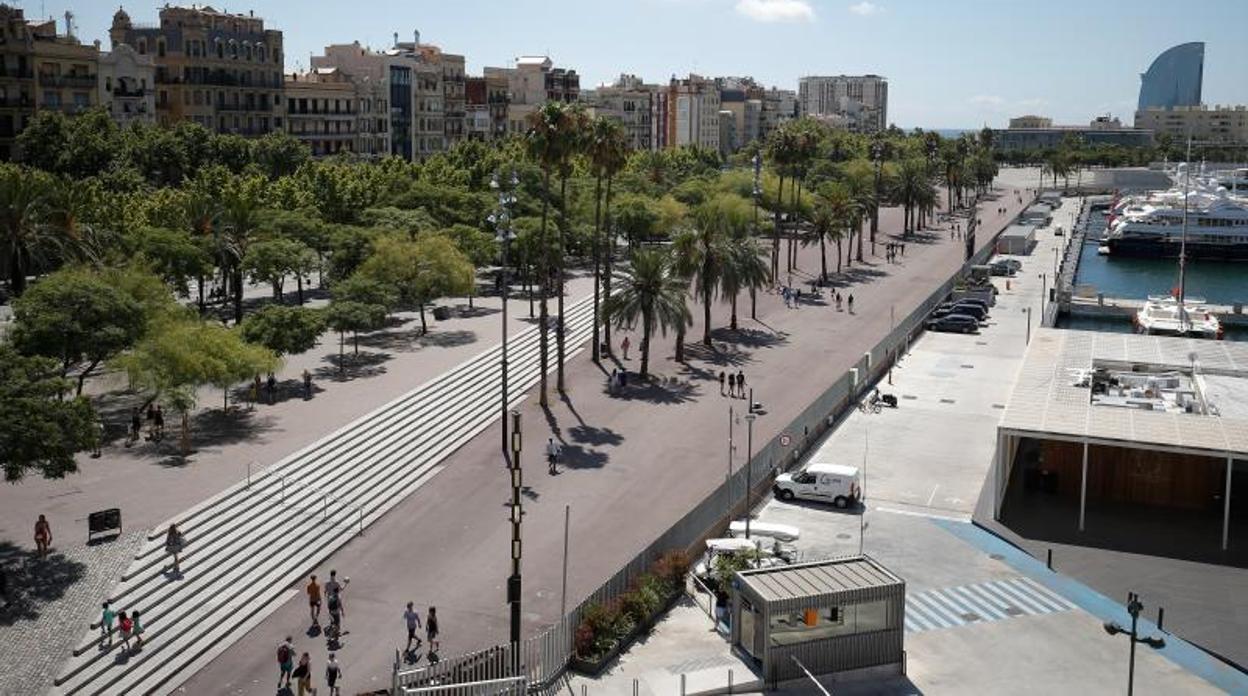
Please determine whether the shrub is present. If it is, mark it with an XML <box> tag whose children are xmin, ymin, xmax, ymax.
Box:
<box><xmin>651</xmin><ymin>549</ymin><xmax>691</xmax><ymax>587</ymax></box>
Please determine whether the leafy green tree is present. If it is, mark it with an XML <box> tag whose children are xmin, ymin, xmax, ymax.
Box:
<box><xmin>262</xmin><ymin>208</ymin><xmax>331</xmax><ymax>285</ymax></box>
<box><xmin>333</xmin><ymin>272</ymin><xmax>398</xmax><ymax>311</ymax></box>
<box><xmin>0</xmin><ymin>345</ymin><xmax>97</xmax><ymax>481</ymax></box>
<box><xmin>0</xmin><ymin>164</ymin><xmax>59</xmax><ymax>296</ymax></box>
<box><xmin>326</xmin><ymin>224</ymin><xmax>379</xmax><ymax>283</ymax></box>
<box><xmin>243</xmin><ymin>237</ymin><xmax>315</xmax><ymax>303</ymax></box>
<box><xmin>219</xmin><ymin>175</ymin><xmax>268</xmax><ymax>321</ymax></box>
<box><xmin>251</xmin><ymin>131</ymin><xmax>310</xmax><ymax>179</ymax></box>
<box><xmin>357</xmin><ymin>234</ymin><xmax>474</xmax><ymax>334</ymax></box>
<box><xmin>240</xmin><ymin>305</ymin><xmax>325</xmax><ymax>357</ymax></box>
<box><xmin>439</xmin><ymin>223</ymin><xmax>498</xmax><ymax>268</ymax></box>
<box><xmin>129</xmin><ymin>226</ymin><xmax>214</xmax><ymax>298</ymax></box>
<box><xmin>324</xmin><ymin>300</ymin><xmax>387</xmax><ymax>364</ymax></box>
<box><xmin>11</xmin><ymin>267</ymin><xmax>148</xmax><ymax>395</ymax></box>
<box><xmin>603</xmin><ymin>248</ymin><xmax>691</xmax><ymax>379</ymax></box>
<box><xmin>586</xmin><ymin>116</ymin><xmax>629</xmax><ymax>361</ymax></box>
<box><xmin>359</xmin><ymin>206</ymin><xmax>437</xmax><ymax>240</ymax></box>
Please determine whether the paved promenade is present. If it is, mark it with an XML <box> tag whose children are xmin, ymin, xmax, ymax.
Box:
<box><xmin>179</xmin><ymin>188</ymin><xmax>1032</xmax><ymax>694</ymax></box>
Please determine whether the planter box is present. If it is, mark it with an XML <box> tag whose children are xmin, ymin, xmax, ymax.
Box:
<box><xmin>569</xmin><ymin>590</ymin><xmax>682</xmax><ymax>677</ymax></box>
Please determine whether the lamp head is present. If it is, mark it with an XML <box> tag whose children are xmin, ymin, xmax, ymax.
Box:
<box><xmin>1103</xmin><ymin>621</ymin><xmax>1124</xmax><ymax>636</ymax></box>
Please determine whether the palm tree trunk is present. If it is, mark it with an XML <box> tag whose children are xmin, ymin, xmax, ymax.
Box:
<box><xmin>791</xmin><ymin>178</ymin><xmax>803</xmax><ymax>271</ymax></box>
<box><xmin>197</xmin><ymin>275</ymin><xmax>205</xmax><ymax>311</ymax></box>
<box><xmin>556</xmin><ymin>174</ymin><xmax>567</xmax><ymax>393</ymax></box>
<box><xmin>750</xmin><ymin>287</ymin><xmax>757</xmax><ymax>320</ymax></box>
<box><xmin>856</xmin><ymin>219</ymin><xmax>864</xmax><ymax>262</ymax></box>
<box><xmin>591</xmin><ymin>174</ymin><xmax>603</xmax><ymax>362</ymax></box>
<box><xmin>819</xmin><ymin>235</ymin><xmax>828</xmax><ymax>282</ymax></box>
<box><xmin>538</xmin><ymin>168</ymin><xmax>550</xmax><ymax>407</ymax></box>
<box><xmin>675</xmin><ymin>324</ymin><xmax>685</xmax><ymax>363</ymax></box>
<box><xmin>419</xmin><ymin>304</ymin><xmax>428</xmax><ymax>335</ymax></box>
<box><xmin>641</xmin><ymin>316</ymin><xmax>652</xmax><ymax>378</ymax></box>
<box><xmin>836</xmin><ymin>238</ymin><xmax>843</xmax><ymax>273</ymax></box>
<box><xmin>603</xmin><ymin>177</ymin><xmax>615</xmax><ymax>356</ymax></box>
<box><xmin>9</xmin><ymin>250</ymin><xmax>27</xmax><ymax>296</ymax></box>
<box><xmin>296</xmin><ymin>275</ymin><xmax>304</xmax><ymax>305</ymax></box>
<box><xmin>772</xmin><ymin>173</ymin><xmax>784</xmax><ymax>279</ymax></box>
<box><xmin>338</xmin><ymin>332</ymin><xmax>345</xmax><ymax>372</ymax></box>
<box><xmin>845</xmin><ymin>228</ymin><xmax>853</xmax><ymax>268</ymax></box>
<box><xmin>232</xmin><ymin>267</ymin><xmax>244</xmax><ymax>324</ymax></box>
<box><xmin>702</xmin><ymin>283</ymin><xmax>712</xmax><ymax>347</ymax></box>
<box><xmin>731</xmin><ymin>293</ymin><xmax>738</xmax><ymax>331</ymax></box>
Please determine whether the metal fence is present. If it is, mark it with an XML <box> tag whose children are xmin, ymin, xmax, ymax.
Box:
<box><xmin>393</xmin><ymin>228</ymin><xmax>1006</xmax><ymax>694</ymax></box>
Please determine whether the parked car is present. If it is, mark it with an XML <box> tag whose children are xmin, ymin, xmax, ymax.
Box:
<box><xmin>943</xmin><ymin>297</ymin><xmax>990</xmax><ymax>314</ymax></box>
<box><xmin>933</xmin><ymin>303</ymin><xmax>988</xmax><ymax>321</ymax></box>
<box><xmin>773</xmin><ymin>463</ymin><xmax>861</xmax><ymax>509</ymax></box>
<box><xmin>988</xmin><ymin>262</ymin><xmax>1017</xmax><ymax>277</ymax></box>
<box><xmin>927</xmin><ymin>314</ymin><xmax>980</xmax><ymax>333</ymax></box>
<box><xmin>996</xmin><ymin>259</ymin><xmax>1023</xmax><ymax>272</ymax></box>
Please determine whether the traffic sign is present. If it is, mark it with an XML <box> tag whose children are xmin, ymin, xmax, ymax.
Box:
<box><xmin>779</xmin><ymin>433</ymin><xmax>792</xmax><ymax>447</ymax></box>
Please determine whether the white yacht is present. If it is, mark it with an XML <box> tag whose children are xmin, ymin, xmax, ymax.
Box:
<box><xmin>1135</xmin><ymin>295</ymin><xmax>1222</xmax><ymax>339</ymax></box>
<box><xmin>1104</xmin><ymin>192</ymin><xmax>1248</xmax><ymax>260</ymax></box>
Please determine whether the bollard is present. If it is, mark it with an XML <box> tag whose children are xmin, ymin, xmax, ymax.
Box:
<box><xmin>681</xmin><ymin>674</ymin><xmax>687</xmax><ymax>695</ymax></box>
<box><xmin>633</xmin><ymin>678</ymin><xmax>639</xmax><ymax>696</ymax></box>
<box><xmin>358</xmin><ymin>507</ymin><xmax>364</xmax><ymax>536</ymax></box>
<box><xmin>323</xmin><ymin>494</ymin><xmax>329</xmax><ymax>521</ymax></box>
<box><xmin>728</xmin><ymin>669</ymin><xmax>734</xmax><ymax>694</ymax></box>
<box><xmin>1046</xmin><ymin>548</ymin><xmax>1053</xmax><ymax>570</ymax></box>
<box><xmin>246</xmin><ymin>461</ymin><xmax>252</xmax><ymax>490</ymax></box>
<box><xmin>281</xmin><ymin>475</ymin><xmax>286</xmax><ymax>503</ymax></box>
<box><xmin>582</xmin><ymin>685</ymin><xmax>587</xmax><ymax>696</ymax></box>
<box><xmin>1158</xmin><ymin>606</ymin><xmax>1165</xmax><ymax>632</ymax></box>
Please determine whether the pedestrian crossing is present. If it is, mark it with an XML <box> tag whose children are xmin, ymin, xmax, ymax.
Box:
<box><xmin>904</xmin><ymin>576</ymin><xmax>1075</xmax><ymax>634</ymax></box>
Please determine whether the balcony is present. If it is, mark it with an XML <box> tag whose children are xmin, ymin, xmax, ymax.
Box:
<box><xmin>0</xmin><ymin>67</ymin><xmax>34</xmax><ymax>80</ymax></box>
<box><xmin>112</xmin><ymin>88</ymin><xmax>147</xmax><ymax>98</ymax></box>
<box><xmin>38</xmin><ymin>73</ymin><xmax>97</xmax><ymax>89</ymax></box>
<box><xmin>216</xmin><ymin>102</ymin><xmax>271</xmax><ymax>112</ymax></box>
<box><xmin>0</xmin><ymin>95</ymin><xmax>33</xmax><ymax>108</ymax></box>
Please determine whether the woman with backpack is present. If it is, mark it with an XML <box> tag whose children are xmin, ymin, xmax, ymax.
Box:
<box><xmin>292</xmin><ymin>652</ymin><xmax>314</xmax><ymax>696</ymax></box>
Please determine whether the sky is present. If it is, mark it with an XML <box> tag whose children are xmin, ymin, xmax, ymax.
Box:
<box><xmin>43</xmin><ymin>0</ymin><xmax>1248</xmax><ymax>129</ymax></box>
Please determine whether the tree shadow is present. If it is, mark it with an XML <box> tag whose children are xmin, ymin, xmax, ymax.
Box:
<box><xmin>567</xmin><ymin>424</ymin><xmax>624</xmax><ymax>448</ymax></box>
<box><xmin>559</xmin><ymin>444</ymin><xmax>608</xmax><ymax>470</ymax></box>
<box><xmin>448</xmin><ymin>304</ymin><xmax>501</xmax><ymax>319</ymax></box>
<box><xmin>681</xmin><ymin>342</ymin><xmax>751</xmax><ymax>370</ymax></box>
<box><xmin>708</xmin><ymin>328</ymin><xmax>788</xmax><ymax>351</ymax></box>
<box><xmin>614</xmin><ymin>376</ymin><xmax>698</xmax><ymax>405</ymax></box>
<box><xmin>0</xmin><ymin>542</ymin><xmax>88</xmax><ymax>625</ymax></box>
<box><xmin>316</xmin><ymin>351</ymin><xmax>392</xmax><ymax>382</ymax></box>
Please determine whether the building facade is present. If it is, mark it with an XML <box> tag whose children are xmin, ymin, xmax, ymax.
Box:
<box><xmin>0</xmin><ymin>4</ymin><xmax>35</xmax><ymax>158</ymax></box>
<box><xmin>99</xmin><ymin>43</ymin><xmax>155</xmax><ymax>127</ymax></box>
<box><xmin>285</xmin><ymin>68</ymin><xmax>357</xmax><ymax>157</ymax></box>
<box><xmin>1137</xmin><ymin>42</ymin><xmax>1203</xmax><ymax>112</ymax></box>
<box><xmin>1008</xmin><ymin>115</ymin><xmax>1052</xmax><ymax>129</ymax></box>
<box><xmin>109</xmin><ymin>5</ymin><xmax>284</xmax><ymax>136</ymax></box>
<box><xmin>31</xmin><ymin>14</ymin><xmax>99</xmax><ymax>120</ymax></box>
<box><xmin>465</xmin><ymin>74</ymin><xmax>507</xmax><ymax>140</ymax></box>
<box><xmin>312</xmin><ymin>42</ymin><xmax>414</xmax><ymax>159</ymax></box>
<box><xmin>1134</xmin><ymin>105</ymin><xmax>1248</xmax><ymax>146</ymax></box>
<box><xmin>486</xmin><ymin>55</ymin><xmax>579</xmax><ymax>136</ymax></box>
<box><xmin>798</xmin><ymin>74</ymin><xmax>888</xmax><ymax>132</ymax></box>
<box><xmin>590</xmin><ymin>74</ymin><xmax>656</xmax><ymax>151</ymax></box>
<box><xmin>667</xmin><ymin>74</ymin><xmax>720</xmax><ymax>152</ymax></box>
<box><xmin>992</xmin><ymin>119</ymin><xmax>1153</xmax><ymax>152</ymax></box>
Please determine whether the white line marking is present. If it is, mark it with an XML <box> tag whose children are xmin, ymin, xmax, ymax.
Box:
<box><xmin>926</xmin><ymin>485</ymin><xmax>940</xmax><ymax>506</ymax></box>
<box><xmin>874</xmin><ymin>506</ymin><xmax>970</xmax><ymax>523</ymax></box>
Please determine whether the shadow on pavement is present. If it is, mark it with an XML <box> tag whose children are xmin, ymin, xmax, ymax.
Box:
<box><xmin>612</xmin><ymin>377</ymin><xmax>698</xmax><ymax>406</ymax></box>
<box><xmin>317</xmin><ymin>351</ymin><xmax>392</xmax><ymax>381</ymax></box>
<box><xmin>567</xmin><ymin>424</ymin><xmax>624</xmax><ymax>448</ymax></box>
<box><xmin>0</xmin><ymin>542</ymin><xmax>88</xmax><ymax>625</ymax></box>
<box><xmin>357</xmin><ymin>327</ymin><xmax>478</xmax><ymax>352</ymax></box>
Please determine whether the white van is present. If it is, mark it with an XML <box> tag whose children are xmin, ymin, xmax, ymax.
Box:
<box><xmin>773</xmin><ymin>463</ymin><xmax>861</xmax><ymax>508</ymax></box>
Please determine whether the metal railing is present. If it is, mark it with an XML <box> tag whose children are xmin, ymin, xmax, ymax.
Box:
<box><xmin>393</xmin><ymin>216</ymin><xmax>1010</xmax><ymax>693</ymax></box>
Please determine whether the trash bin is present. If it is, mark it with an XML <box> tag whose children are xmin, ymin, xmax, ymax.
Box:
<box><xmin>433</xmin><ymin>306</ymin><xmax>451</xmax><ymax>321</ymax></box>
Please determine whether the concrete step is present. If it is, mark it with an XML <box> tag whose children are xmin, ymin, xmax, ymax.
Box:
<box><xmin>55</xmin><ymin>297</ymin><xmax>597</xmax><ymax>695</ymax></box>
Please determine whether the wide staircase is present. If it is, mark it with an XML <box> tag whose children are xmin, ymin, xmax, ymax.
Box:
<box><xmin>53</xmin><ymin>296</ymin><xmax>597</xmax><ymax>696</ymax></box>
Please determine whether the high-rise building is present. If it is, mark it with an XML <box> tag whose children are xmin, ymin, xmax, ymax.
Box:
<box><xmin>99</xmin><ymin>43</ymin><xmax>155</xmax><ymax>128</ymax></box>
<box><xmin>798</xmin><ymin>74</ymin><xmax>888</xmax><ymax>132</ymax></box>
<box><xmin>760</xmin><ymin>87</ymin><xmax>797</xmax><ymax>141</ymax></box>
<box><xmin>1136</xmin><ymin>42</ymin><xmax>1204</xmax><ymax>112</ymax></box>
<box><xmin>718</xmin><ymin>109</ymin><xmax>736</xmax><ymax>158</ymax></box>
<box><xmin>109</xmin><ymin>5</ymin><xmax>284</xmax><ymax>137</ymax></box>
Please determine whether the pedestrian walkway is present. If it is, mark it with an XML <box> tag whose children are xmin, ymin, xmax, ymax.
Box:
<box><xmin>50</xmin><ymin>296</ymin><xmax>597</xmax><ymax>696</ymax></box>
<box><xmin>904</xmin><ymin>576</ymin><xmax>1075</xmax><ymax>634</ymax></box>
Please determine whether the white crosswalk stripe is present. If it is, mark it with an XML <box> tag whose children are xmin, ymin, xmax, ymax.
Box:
<box><xmin>904</xmin><ymin>576</ymin><xmax>1075</xmax><ymax>634</ymax></box>
<box><xmin>53</xmin><ymin>295</ymin><xmax>600</xmax><ymax>695</ymax></box>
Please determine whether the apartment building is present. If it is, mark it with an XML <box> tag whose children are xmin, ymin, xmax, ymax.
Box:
<box><xmin>285</xmin><ymin>68</ymin><xmax>358</xmax><ymax>156</ymax></box>
<box><xmin>109</xmin><ymin>6</ymin><xmax>283</xmax><ymax>136</ymax></box>
<box><xmin>798</xmin><ymin>74</ymin><xmax>888</xmax><ymax>132</ymax></box>
<box><xmin>486</xmin><ymin>55</ymin><xmax>579</xmax><ymax>136</ymax></box>
<box><xmin>666</xmin><ymin>74</ymin><xmax>720</xmax><ymax>152</ymax></box>
<box><xmin>1134</xmin><ymin>105</ymin><xmax>1248</xmax><ymax>146</ymax></box>
<box><xmin>353</xmin><ymin>75</ymin><xmax>389</xmax><ymax>158</ymax></box>
<box><xmin>313</xmin><ymin>42</ymin><xmax>415</xmax><ymax>159</ymax></box>
<box><xmin>30</xmin><ymin>13</ymin><xmax>99</xmax><ymax>122</ymax></box>
<box><xmin>589</xmin><ymin>74</ymin><xmax>655</xmax><ymax>151</ymax></box>
<box><xmin>99</xmin><ymin>43</ymin><xmax>155</xmax><ymax>127</ymax></box>
<box><xmin>760</xmin><ymin>87</ymin><xmax>797</xmax><ymax>141</ymax></box>
<box><xmin>0</xmin><ymin>4</ymin><xmax>34</xmax><ymax>158</ymax></box>
<box><xmin>466</xmin><ymin>73</ymin><xmax>508</xmax><ymax>140</ymax></box>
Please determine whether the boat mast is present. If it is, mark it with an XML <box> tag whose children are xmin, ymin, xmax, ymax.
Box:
<box><xmin>1178</xmin><ymin>137</ymin><xmax>1191</xmax><ymax>314</ymax></box>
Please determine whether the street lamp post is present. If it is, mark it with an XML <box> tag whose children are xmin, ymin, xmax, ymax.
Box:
<box><xmin>490</xmin><ymin>172</ymin><xmax>519</xmax><ymax>457</ymax></box>
<box><xmin>744</xmin><ymin>402</ymin><xmax>757</xmax><ymax>542</ymax></box>
<box><xmin>506</xmin><ymin>410</ymin><xmax>524</xmax><ymax>664</ymax></box>
<box><xmin>752</xmin><ymin>154</ymin><xmax>763</xmax><ymax>319</ymax></box>
<box><xmin>870</xmin><ymin>140</ymin><xmax>884</xmax><ymax>256</ymax></box>
<box><xmin>1104</xmin><ymin>592</ymin><xmax>1166</xmax><ymax>696</ymax></box>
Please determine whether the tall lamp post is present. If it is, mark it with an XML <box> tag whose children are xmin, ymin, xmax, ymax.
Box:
<box><xmin>744</xmin><ymin>409</ymin><xmax>757</xmax><ymax>541</ymax></box>
<box><xmin>506</xmin><ymin>410</ymin><xmax>524</xmax><ymax>663</ymax></box>
<box><xmin>751</xmin><ymin>153</ymin><xmax>763</xmax><ymax>319</ymax></box>
<box><xmin>490</xmin><ymin>171</ymin><xmax>518</xmax><ymax>457</ymax></box>
<box><xmin>1104</xmin><ymin>592</ymin><xmax>1165</xmax><ymax>696</ymax></box>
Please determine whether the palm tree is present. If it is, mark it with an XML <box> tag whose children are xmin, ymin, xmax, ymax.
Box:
<box><xmin>0</xmin><ymin>165</ymin><xmax>54</xmax><ymax>296</ymax></box>
<box><xmin>586</xmin><ymin>117</ymin><xmax>628</xmax><ymax>362</ymax></box>
<box><xmin>525</xmin><ymin>102</ymin><xmax>573</xmax><ymax>407</ymax></box>
<box><xmin>892</xmin><ymin>159</ymin><xmax>929</xmax><ymax>237</ymax></box>
<box><xmin>841</xmin><ymin>160</ymin><xmax>874</xmax><ymax>263</ymax></box>
<box><xmin>720</xmin><ymin>235</ymin><xmax>769</xmax><ymax>331</ymax></box>
<box><xmin>554</xmin><ymin>104</ymin><xmax>588</xmax><ymax>391</ymax></box>
<box><xmin>603</xmin><ymin>248</ymin><xmax>690</xmax><ymax>379</ymax></box>
<box><xmin>786</xmin><ymin>123</ymin><xmax>818</xmax><ymax>273</ymax></box>
<box><xmin>942</xmin><ymin>148</ymin><xmax>961</xmax><ymax>212</ymax></box>
<box><xmin>219</xmin><ymin>181</ymin><xmax>263</xmax><ymax>324</ymax></box>
<box><xmin>765</xmin><ymin>126</ymin><xmax>797</xmax><ymax>279</ymax></box>
<box><xmin>810</xmin><ymin>182</ymin><xmax>854</xmax><ymax>279</ymax></box>
<box><xmin>184</xmin><ymin>191</ymin><xmax>220</xmax><ymax>311</ymax></box>
<box><xmin>672</xmin><ymin>194</ymin><xmax>747</xmax><ymax>346</ymax></box>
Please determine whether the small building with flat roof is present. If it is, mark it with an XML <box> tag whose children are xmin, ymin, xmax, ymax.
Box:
<box><xmin>993</xmin><ymin>329</ymin><xmax>1248</xmax><ymax>557</ymax></box>
<box><xmin>731</xmin><ymin>556</ymin><xmax>905</xmax><ymax>684</ymax></box>
<box><xmin>997</xmin><ymin>224</ymin><xmax>1037</xmax><ymax>255</ymax></box>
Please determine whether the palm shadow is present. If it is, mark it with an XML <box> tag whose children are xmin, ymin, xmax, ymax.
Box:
<box><xmin>559</xmin><ymin>444</ymin><xmax>609</xmax><ymax>470</ymax></box>
<box><xmin>317</xmin><ymin>351</ymin><xmax>392</xmax><ymax>382</ymax></box>
<box><xmin>567</xmin><ymin>424</ymin><xmax>624</xmax><ymax>448</ymax></box>
<box><xmin>356</xmin><ymin>328</ymin><xmax>478</xmax><ymax>352</ymax></box>
<box><xmin>0</xmin><ymin>542</ymin><xmax>88</xmax><ymax>625</ymax></box>
<box><xmin>614</xmin><ymin>376</ymin><xmax>699</xmax><ymax>405</ymax></box>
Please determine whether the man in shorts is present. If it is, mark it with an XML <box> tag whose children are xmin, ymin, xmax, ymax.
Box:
<box><xmin>403</xmin><ymin>602</ymin><xmax>422</xmax><ymax>652</ymax></box>
<box><xmin>307</xmin><ymin>575</ymin><xmax>321</xmax><ymax>625</ymax></box>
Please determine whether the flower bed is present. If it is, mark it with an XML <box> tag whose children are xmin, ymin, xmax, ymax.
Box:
<box><xmin>569</xmin><ymin>549</ymin><xmax>690</xmax><ymax>676</ymax></box>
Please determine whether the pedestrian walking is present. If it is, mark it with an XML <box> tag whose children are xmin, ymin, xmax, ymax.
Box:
<box><xmin>302</xmin><ymin>369</ymin><xmax>313</xmax><ymax>400</ymax></box>
<box><xmin>327</xmin><ymin>587</ymin><xmax>345</xmax><ymax>639</ymax></box>
<box><xmin>403</xmin><ymin>602</ymin><xmax>422</xmax><ymax>652</ymax></box>
<box><xmin>293</xmin><ymin>652</ymin><xmax>314</xmax><ymax>696</ymax></box>
<box><xmin>426</xmin><ymin>606</ymin><xmax>440</xmax><ymax>654</ymax></box>
<box><xmin>608</xmin><ymin>367</ymin><xmax>618</xmax><ymax>395</ymax></box>
<box><xmin>118</xmin><ymin>611</ymin><xmax>133</xmax><ymax>652</ymax></box>
<box><xmin>145</xmin><ymin>402</ymin><xmax>156</xmax><ymax>440</ymax></box>
<box><xmin>794</xmin><ymin>288</ymin><xmax>802</xmax><ymax>307</ymax></box>
<box><xmin>267</xmin><ymin>373</ymin><xmax>277</xmax><ymax>405</ymax></box>
<box><xmin>252</xmin><ymin>374</ymin><xmax>262</xmax><ymax>409</ymax></box>
<box><xmin>901</xmin><ymin>244</ymin><xmax>906</xmax><ymax>257</ymax></box>
<box><xmin>718</xmin><ymin>371</ymin><xmax>726</xmax><ymax>396</ymax></box>
<box><xmin>164</xmin><ymin>523</ymin><xmax>184</xmax><ymax>574</ymax></box>
<box><xmin>621</xmin><ymin>335</ymin><xmax>631</xmax><ymax>360</ymax></box>
<box><xmin>325</xmin><ymin>654</ymin><xmax>342</xmax><ymax>696</ymax></box>
<box><xmin>100</xmin><ymin>602</ymin><xmax>116</xmax><ymax>647</ymax></box>
<box><xmin>92</xmin><ymin>417</ymin><xmax>105</xmax><ymax>458</ymax></box>
<box><xmin>307</xmin><ymin>575</ymin><xmax>322</xmax><ymax>625</ymax></box>
<box><xmin>131</xmin><ymin>610</ymin><xmax>144</xmax><ymax>649</ymax></box>
<box><xmin>848</xmin><ymin>294</ymin><xmax>855</xmax><ymax>314</ymax></box>
<box><xmin>546</xmin><ymin>438</ymin><xmax>561</xmax><ymax>475</ymax></box>
<box><xmin>735</xmin><ymin>371</ymin><xmax>745</xmax><ymax>399</ymax></box>
<box><xmin>34</xmin><ymin>514</ymin><xmax>51</xmax><ymax>560</ymax></box>
<box><xmin>277</xmin><ymin>637</ymin><xmax>295</xmax><ymax>688</ymax></box>
<box><xmin>153</xmin><ymin>405</ymin><xmax>164</xmax><ymax>441</ymax></box>
<box><xmin>128</xmin><ymin>407</ymin><xmax>141</xmax><ymax>447</ymax></box>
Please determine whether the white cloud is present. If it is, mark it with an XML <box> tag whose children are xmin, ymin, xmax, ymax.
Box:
<box><xmin>968</xmin><ymin>95</ymin><xmax>1006</xmax><ymax>107</ymax></box>
<box><xmin>735</xmin><ymin>0</ymin><xmax>816</xmax><ymax>22</ymax></box>
<box><xmin>848</xmin><ymin>1</ymin><xmax>882</xmax><ymax>16</ymax></box>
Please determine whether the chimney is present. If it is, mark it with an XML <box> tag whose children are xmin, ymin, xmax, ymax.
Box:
<box><xmin>414</xmin><ymin>29</ymin><xmax>420</xmax><ymax>46</ymax></box>
<box><xmin>392</xmin><ymin>32</ymin><xmax>398</xmax><ymax>48</ymax></box>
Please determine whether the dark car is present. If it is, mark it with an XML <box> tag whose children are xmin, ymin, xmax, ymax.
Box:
<box><xmin>941</xmin><ymin>298</ymin><xmax>990</xmax><ymax>315</ymax></box>
<box><xmin>989</xmin><ymin>261</ymin><xmax>1018</xmax><ymax>277</ymax></box>
<box><xmin>933</xmin><ymin>303</ymin><xmax>988</xmax><ymax>321</ymax></box>
<box><xmin>927</xmin><ymin>314</ymin><xmax>980</xmax><ymax>334</ymax></box>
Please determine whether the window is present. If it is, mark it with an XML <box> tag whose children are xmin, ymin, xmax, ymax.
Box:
<box><xmin>157</xmin><ymin>39</ymin><xmax>166</xmax><ymax>57</ymax></box>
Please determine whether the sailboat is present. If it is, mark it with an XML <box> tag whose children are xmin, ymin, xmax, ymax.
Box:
<box><xmin>1135</xmin><ymin>143</ymin><xmax>1224</xmax><ymax>340</ymax></box>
